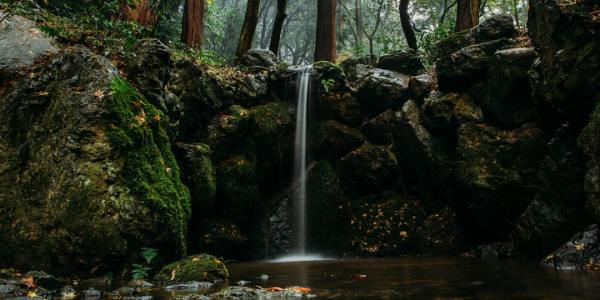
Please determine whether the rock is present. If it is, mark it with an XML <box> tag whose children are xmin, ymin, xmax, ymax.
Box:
<box><xmin>360</xmin><ymin>110</ymin><xmax>401</xmax><ymax>145</ymax></box>
<box><xmin>579</xmin><ymin>105</ymin><xmax>600</xmax><ymax>221</ymax></box>
<box><xmin>437</xmin><ymin>38</ymin><xmax>516</xmax><ymax>91</ymax></box>
<box><xmin>317</xmin><ymin>92</ymin><xmax>362</xmax><ymax>127</ymax></box>
<box><xmin>0</xmin><ymin>13</ymin><xmax>58</xmax><ymax>82</ymax></box>
<box><xmin>155</xmin><ymin>254</ymin><xmax>229</xmax><ymax>283</ymax></box>
<box><xmin>417</xmin><ymin>208</ymin><xmax>467</xmax><ymax>255</ymax></box>
<box><xmin>190</xmin><ymin>221</ymin><xmax>248</xmax><ymax>260</ymax></box>
<box><xmin>207</xmin><ymin>105</ymin><xmax>252</xmax><ymax>161</ymax></box>
<box><xmin>464</xmin><ymin>241</ymin><xmax>515</xmax><ymax>259</ymax></box>
<box><xmin>306</xmin><ymin>161</ymin><xmax>351</xmax><ymax>255</ymax></box>
<box><xmin>482</xmin><ymin>48</ymin><xmax>537</xmax><ymax>128</ymax></box>
<box><xmin>421</xmin><ymin>92</ymin><xmax>483</xmax><ymax>137</ymax></box>
<box><xmin>409</xmin><ymin>74</ymin><xmax>435</xmax><ymax>103</ymax></box>
<box><xmin>352</xmin><ymin>192</ymin><xmax>426</xmax><ymax>255</ymax></box>
<box><xmin>454</xmin><ymin>123</ymin><xmax>546</xmax><ymax>239</ymax></box>
<box><xmin>528</xmin><ymin>0</ymin><xmax>600</xmax><ymax>122</ymax></box>
<box><xmin>313</xmin><ymin>61</ymin><xmax>348</xmax><ymax>94</ymax></box>
<box><xmin>376</xmin><ymin>50</ymin><xmax>425</xmax><ymax>76</ymax></box>
<box><xmin>174</xmin><ymin>143</ymin><xmax>216</xmax><ymax>216</ymax></box>
<box><xmin>108</xmin><ymin>286</ymin><xmax>135</xmax><ymax>297</ymax></box>
<box><xmin>470</xmin><ymin>14</ymin><xmax>517</xmax><ymax>42</ymax></box>
<box><xmin>356</xmin><ymin>66</ymin><xmax>411</xmax><ymax>116</ymax></box>
<box><xmin>239</xmin><ymin>49</ymin><xmax>279</xmax><ymax>70</ymax></box>
<box><xmin>128</xmin><ymin>280</ymin><xmax>153</xmax><ymax>289</ymax></box>
<box><xmin>83</xmin><ymin>288</ymin><xmax>101</xmax><ymax>300</ymax></box>
<box><xmin>339</xmin><ymin>56</ymin><xmax>376</xmax><ymax>81</ymax></box>
<box><xmin>335</xmin><ymin>144</ymin><xmax>398</xmax><ymax>196</ymax></box>
<box><xmin>313</xmin><ymin>120</ymin><xmax>365</xmax><ymax>161</ymax></box>
<box><xmin>59</xmin><ymin>285</ymin><xmax>76</xmax><ymax>299</ymax></box>
<box><xmin>0</xmin><ymin>47</ymin><xmax>190</xmax><ymax>274</ymax></box>
<box><xmin>542</xmin><ymin>224</ymin><xmax>600</xmax><ymax>271</ymax></box>
<box><xmin>513</xmin><ymin>123</ymin><xmax>591</xmax><ymax>258</ymax></box>
<box><xmin>164</xmin><ymin>281</ymin><xmax>214</xmax><ymax>291</ymax></box>
<box><xmin>126</xmin><ymin>39</ymin><xmax>172</xmax><ymax>112</ymax></box>
<box><xmin>0</xmin><ymin>284</ymin><xmax>14</xmax><ymax>295</ymax></box>
<box><xmin>215</xmin><ymin>156</ymin><xmax>262</xmax><ymax>228</ymax></box>
<box><xmin>166</xmin><ymin>60</ymin><xmax>221</xmax><ymax>141</ymax></box>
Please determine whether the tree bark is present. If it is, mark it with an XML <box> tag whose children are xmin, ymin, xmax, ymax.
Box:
<box><xmin>355</xmin><ymin>0</ymin><xmax>364</xmax><ymax>54</ymax></box>
<box><xmin>119</xmin><ymin>0</ymin><xmax>158</xmax><ymax>27</ymax></box>
<box><xmin>269</xmin><ymin>0</ymin><xmax>287</xmax><ymax>55</ymax></box>
<box><xmin>455</xmin><ymin>0</ymin><xmax>480</xmax><ymax>32</ymax></box>
<box><xmin>399</xmin><ymin>0</ymin><xmax>417</xmax><ymax>50</ymax></box>
<box><xmin>315</xmin><ymin>0</ymin><xmax>337</xmax><ymax>62</ymax></box>
<box><xmin>236</xmin><ymin>0</ymin><xmax>261</xmax><ymax>60</ymax></box>
<box><xmin>181</xmin><ymin>0</ymin><xmax>206</xmax><ymax>48</ymax></box>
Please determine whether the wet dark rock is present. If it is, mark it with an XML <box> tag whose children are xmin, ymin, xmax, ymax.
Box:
<box><xmin>455</xmin><ymin>123</ymin><xmax>546</xmax><ymax>239</ymax></box>
<box><xmin>83</xmin><ymin>288</ymin><xmax>101</xmax><ymax>300</ymax></box>
<box><xmin>108</xmin><ymin>286</ymin><xmax>135</xmax><ymax>298</ymax></box>
<box><xmin>340</xmin><ymin>56</ymin><xmax>376</xmax><ymax>81</ymax></box>
<box><xmin>513</xmin><ymin>123</ymin><xmax>591</xmax><ymax>258</ymax></box>
<box><xmin>264</xmin><ymin>196</ymin><xmax>293</xmax><ymax>258</ymax></box>
<box><xmin>207</xmin><ymin>105</ymin><xmax>252</xmax><ymax>161</ymax></box>
<box><xmin>306</xmin><ymin>161</ymin><xmax>351</xmax><ymax>255</ymax></box>
<box><xmin>421</xmin><ymin>92</ymin><xmax>483</xmax><ymax>137</ymax></box>
<box><xmin>528</xmin><ymin>0</ymin><xmax>600</xmax><ymax>123</ymax></box>
<box><xmin>0</xmin><ymin>284</ymin><xmax>14</xmax><ymax>295</ymax></box>
<box><xmin>0</xmin><ymin>47</ymin><xmax>190</xmax><ymax>274</ymax></box>
<box><xmin>579</xmin><ymin>105</ymin><xmax>600</xmax><ymax>221</ymax></box>
<box><xmin>313</xmin><ymin>120</ymin><xmax>365</xmax><ymax>161</ymax></box>
<box><xmin>356</xmin><ymin>66</ymin><xmax>411</xmax><ymax>116</ymax></box>
<box><xmin>543</xmin><ymin>224</ymin><xmax>600</xmax><ymax>271</ymax></box>
<box><xmin>317</xmin><ymin>92</ymin><xmax>362</xmax><ymax>127</ymax></box>
<box><xmin>59</xmin><ymin>285</ymin><xmax>76</xmax><ymax>299</ymax></box>
<box><xmin>360</xmin><ymin>109</ymin><xmax>401</xmax><ymax>145</ymax></box>
<box><xmin>482</xmin><ymin>48</ymin><xmax>537</xmax><ymax>128</ymax></box>
<box><xmin>239</xmin><ymin>49</ymin><xmax>279</xmax><ymax>70</ymax></box>
<box><xmin>335</xmin><ymin>144</ymin><xmax>398</xmax><ymax>196</ymax></box>
<box><xmin>164</xmin><ymin>281</ymin><xmax>214</xmax><ymax>292</ymax></box>
<box><xmin>191</xmin><ymin>221</ymin><xmax>248</xmax><ymax>259</ymax></box>
<box><xmin>470</xmin><ymin>14</ymin><xmax>517</xmax><ymax>42</ymax></box>
<box><xmin>174</xmin><ymin>143</ymin><xmax>216</xmax><ymax>216</ymax></box>
<box><xmin>155</xmin><ymin>254</ymin><xmax>228</xmax><ymax>283</ymax></box>
<box><xmin>313</xmin><ymin>61</ymin><xmax>348</xmax><ymax>94</ymax></box>
<box><xmin>126</xmin><ymin>39</ymin><xmax>172</xmax><ymax>112</ymax></box>
<box><xmin>409</xmin><ymin>74</ymin><xmax>435</xmax><ymax>103</ymax></box>
<box><xmin>376</xmin><ymin>50</ymin><xmax>424</xmax><ymax>76</ymax></box>
<box><xmin>417</xmin><ymin>207</ymin><xmax>467</xmax><ymax>255</ymax></box>
<box><xmin>464</xmin><ymin>241</ymin><xmax>516</xmax><ymax>259</ymax></box>
<box><xmin>352</xmin><ymin>192</ymin><xmax>426</xmax><ymax>256</ymax></box>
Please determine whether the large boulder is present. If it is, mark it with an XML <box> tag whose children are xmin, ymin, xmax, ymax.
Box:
<box><xmin>528</xmin><ymin>0</ymin><xmax>600</xmax><ymax>123</ymax></box>
<box><xmin>155</xmin><ymin>254</ymin><xmax>229</xmax><ymax>283</ymax></box>
<box><xmin>317</xmin><ymin>92</ymin><xmax>362</xmax><ymax>127</ymax></box>
<box><xmin>0</xmin><ymin>13</ymin><xmax>58</xmax><ymax>82</ymax></box>
<box><xmin>542</xmin><ymin>224</ymin><xmax>600</xmax><ymax>271</ymax></box>
<box><xmin>335</xmin><ymin>144</ymin><xmax>398</xmax><ymax>196</ymax></box>
<box><xmin>239</xmin><ymin>49</ymin><xmax>279</xmax><ymax>70</ymax></box>
<box><xmin>0</xmin><ymin>47</ymin><xmax>190</xmax><ymax>275</ymax></box>
<box><xmin>313</xmin><ymin>120</ymin><xmax>365</xmax><ymax>161</ymax></box>
<box><xmin>351</xmin><ymin>192</ymin><xmax>426</xmax><ymax>256</ymax></box>
<box><xmin>376</xmin><ymin>50</ymin><xmax>424</xmax><ymax>76</ymax></box>
<box><xmin>417</xmin><ymin>207</ymin><xmax>468</xmax><ymax>255</ymax></box>
<box><xmin>421</xmin><ymin>92</ymin><xmax>483</xmax><ymax>137</ymax></box>
<box><xmin>339</xmin><ymin>56</ymin><xmax>376</xmax><ymax>81</ymax></box>
<box><xmin>469</xmin><ymin>14</ymin><xmax>517</xmax><ymax>42</ymax></box>
<box><xmin>454</xmin><ymin>123</ymin><xmax>546</xmax><ymax>239</ymax></box>
<box><xmin>360</xmin><ymin>109</ymin><xmax>401</xmax><ymax>145</ymax></box>
<box><xmin>356</xmin><ymin>66</ymin><xmax>411</xmax><ymax>116</ymax></box>
<box><xmin>409</xmin><ymin>73</ymin><xmax>435</xmax><ymax>103</ymax></box>
<box><xmin>207</xmin><ymin>105</ymin><xmax>252</xmax><ymax>161</ymax></box>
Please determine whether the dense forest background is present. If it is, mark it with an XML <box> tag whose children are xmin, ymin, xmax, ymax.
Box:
<box><xmin>5</xmin><ymin>0</ymin><xmax>529</xmax><ymax>66</ymax></box>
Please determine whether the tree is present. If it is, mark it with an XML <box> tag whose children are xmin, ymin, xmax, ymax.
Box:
<box><xmin>182</xmin><ymin>0</ymin><xmax>206</xmax><ymax>48</ymax></box>
<box><xmin>315</xmin><ymin>0</ymin><xmax>337</xmax><ymax>62</ymax></box>
<box><xmin>119</xmin><ymin>0</ymin><xmax>159</xmax><ymax>27</ymax></box>
<box><xmin>236</xmin><ymin>0</ymin><xmax>261</xmax><ymax>59</ymax></box>
<box><xmin>399</xmin><ymin>0</ymin><xmax>417</xmax><ymax>50</ymax></box>
<box><xmin>455</xmin><ymin>0</ymin><xmax>479</xmax><ymax>32</ymax></box>
<box><xmin>269</xmin><ymin>0</ymin><xmax>287</xmax><ymax>55</ymax></box>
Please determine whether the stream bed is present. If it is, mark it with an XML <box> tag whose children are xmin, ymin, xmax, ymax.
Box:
<box><xmin>227</xmin><ymin>257</ymin><xmax>600</xmax><ymax>299</ymax></box>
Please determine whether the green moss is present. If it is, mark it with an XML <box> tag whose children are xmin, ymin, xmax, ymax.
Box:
<box><xmin>105</xmin><ymin>76</ymin><xmax>191</xmax><ymax>254</ymax></box>
<box><xmin>250</xmin><ymin>102</ymin><xmax>291</xmax><ymax>141</ymax></box>
<box><xmin>154</xmin><ymin>253</ymin><xmax>229</xmax><ymax>282</ymax></box>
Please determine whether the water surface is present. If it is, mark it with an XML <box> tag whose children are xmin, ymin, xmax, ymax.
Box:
<box><xmin>228</xmin><ymin>257</ymin><xmax>600</xmax><ymax>299</ymax></box>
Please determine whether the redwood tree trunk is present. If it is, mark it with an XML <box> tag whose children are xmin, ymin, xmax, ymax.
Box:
<box><xmin>455</xmin><ymin>0</ymin><xmax>480</xmax><ymax>32</ymax></box>
<box><xmin>236</xmin><ymin>0</ymin><xmax>261</xmax><ymax>59</ymax></box>
<box><xmin>120</xmin><ymin>0</ymin><xmax>158</xmax><ymax>27</ymax></box>
<box><xmin>399</xmin><ymin>0</ymin><xmax>417</xmax><ymax>50</ymax></box>
<box><xmin>182</xmin><ymin>0</ymin><xmax>206</xmax><ymax>48</ymax></box>
<box><xmin>269</xmin><ymin>0</ymin><xmax>288</xmax><ymax>55</ymax></box>
<box><xmin>315</xmin><ymin>0</ymin><xmax>337</xmax><ymax>62</ymax></box>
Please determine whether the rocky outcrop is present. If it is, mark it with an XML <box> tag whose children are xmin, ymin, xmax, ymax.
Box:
<box><xmin>239</xmin><ymin>49</ymin><xmax>280</xmax><ymax>70</ymax></box>
<box><xmin>356</xmin><ymin>66</ymin><xmax>411</xmax><ymax>116</ymax></box>
<box><xmin>313</xmin><ymin>120</ymin><xmax>365</xmax><ymax>161</ymax></box>
<box><xmin>155</xmin><ymin>254</ymin><xmax>229</xmax><ymax>283</ymax></box>
<box><xmin>376</xmin><ymin>50</ymin><xmax>424</xmax><ymax>76</ymax></box>
<box><xmin>336</xmin><ymin>144</ymin><xmax>398</xmax><ymax>196</ymax></box>
<box><xmin>543</xmin><ymin>225</ymin><xmax>600</xmax><ymax>271</ymax></box>
<box><xmin>0</xmin><ymin>47</ymin><xmax>190</xmax><ymax>275</ymax></box>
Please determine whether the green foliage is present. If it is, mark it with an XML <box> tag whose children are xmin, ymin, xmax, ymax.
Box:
<box><xmin>419</xmin><ymin>21</ymin><xmax>456</xmax><ymax>68</ymax></box>
<box><xmin>170</xmin><ymin>43</ymin><xmax>227</xmax><ymax>66</ymax></box>
<box><xmin>141</xmin><ymin>247</ymin><xmax>159</xmax><ymax>264</ymax></box>
<box><xmin>131</xmin><ymin>247</ymin><xmax>159</xmax><ymax>280</ymax></box>
<box><xmin>321</xmin><ymin>78</ymin><xmax>336</xmax><ymax>93</ymax></box>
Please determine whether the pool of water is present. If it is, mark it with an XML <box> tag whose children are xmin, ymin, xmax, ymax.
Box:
<box><xmin>227</xmin><ymin>257</ymin><xmax>600</xmax><ymax>299</ymax></box>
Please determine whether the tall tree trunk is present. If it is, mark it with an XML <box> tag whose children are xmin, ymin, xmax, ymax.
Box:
<box><xmin>512</xmin><ymin>0</ymin><xmax>520</xmax><ymax>27</ymax></box>
<box><xmin>315</xmin><ymin>0</ymin><xmax>337</xmax><ymax>62</ymax></box>
<box><xmin>455</xmin><ymin>0</ymin><xmax>480</xmax><ymax>32</ymax></box>
<box><xmin>119</xmin><ymin>0</ymin><xmax>158</xmax><ymax>27</ymax></box>
<box><xmin>181</xmin><ymin>0</ymin><xmax>206</xmax><ymax>48</ymax></box>
<box><xmin>355</xmin><ymin>0</ymin><xmax>364</xmax><ymax>54</ymax></box>
<box><xmin>269</xmin><ymin>0</ymin><xmax>287</xmax><ymax>55</ymax></box>
<box><xmin>236</xmin><ymin>0</ymin><xmax>261</xmax><ymax>60</ymax></box>
<box><xmin>399</xmin><ymin>0</ymin><xmax>417</xmax><ymax>50</ymax></box>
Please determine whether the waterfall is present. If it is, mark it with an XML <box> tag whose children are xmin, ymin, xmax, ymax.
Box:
<box><xmin>293</xmin><ymin>67</ymin><xmax>310</xmax><ymax>255</ymax></box>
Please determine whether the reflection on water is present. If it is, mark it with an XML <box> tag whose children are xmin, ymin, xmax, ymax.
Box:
<box><xmin>228</xmin><ymin>257</ymin><xmax>600</xmax><ymax>299</ymax></box>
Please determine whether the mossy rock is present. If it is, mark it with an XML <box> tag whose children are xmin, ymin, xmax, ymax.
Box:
<box><xmin>207</xmin><ymin>105</ymin><xmax>253</xmax><ymax>161</ymax></box>
<box><xmin>155</xmin><ymin>254</ymin><xmax>229</xmax><ymax>283</ymax></box>
<box><xmin>313</xmin><ymin>120</ymin><xmax>365</xmax><ymax>161</ymax></box>
<box><xmin>174</xmin><ymin>143</ymin><xmax>216</xmax><ymax>215</ymax></box>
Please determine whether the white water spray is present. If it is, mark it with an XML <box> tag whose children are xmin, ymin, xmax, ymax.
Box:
<box><xmin>293</xmin><ymin>67</ymin><xmax>310</xmax><ymax>255</ymax></box>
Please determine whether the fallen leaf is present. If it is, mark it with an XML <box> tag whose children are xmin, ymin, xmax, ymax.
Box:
<box><xmin>265</xmin><ymin>287</ymin><xmax>283</xmax><ymax>292</ymax></box>
<box><xmin>23</xmin><ymin>276</ymin><xmax>35</xmax><ymax>288</ymax></box>
<box><xmin>170</xmin><ymin>269</ymin><xmax>176</xmax><ymax>281</ymax></box>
